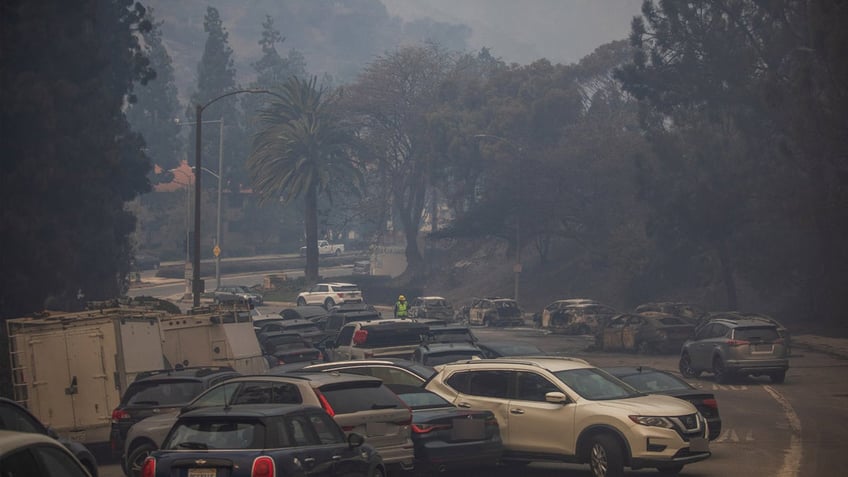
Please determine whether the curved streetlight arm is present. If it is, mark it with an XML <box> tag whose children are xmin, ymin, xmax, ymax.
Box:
<box><xmin>191</xmin><ymin>88</ymin><xmax>285</xmax><ymax>307</ymax></box>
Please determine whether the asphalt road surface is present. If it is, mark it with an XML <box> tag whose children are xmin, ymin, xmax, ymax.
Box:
<box><xmin>100</xmin><ymin>282</ymin><xmax>848</xmax><ymax>477</ymax></box>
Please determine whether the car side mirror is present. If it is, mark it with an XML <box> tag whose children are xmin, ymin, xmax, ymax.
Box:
<box><xmin>545</xmin><ymin>391</ymin><xmax>568</xmax><ymax>404</ymax></box>
<box><xmin>347</xmin><ymin>432</ymin><xmax>365</xmax><ymax>448</ymax></box>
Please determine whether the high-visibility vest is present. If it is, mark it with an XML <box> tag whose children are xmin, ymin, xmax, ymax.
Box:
<box><xmin>395</xmin><ymin>301</ymin><xmax>408</xmax><ymax>317</ymax></box>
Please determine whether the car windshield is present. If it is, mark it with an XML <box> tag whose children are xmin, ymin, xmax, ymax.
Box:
<box><xmin>554</xmin><ymin>368</ymin><xmax>642</xmax><ymax>400</ymax></box>
<box><xmin>165</xmin><ymin>418</ymin><xmax>265</xmax><ymax>449</ymax></box>
<box><xmin>424</xmin><ymin>299</ymin><xmax>448</xmax><ymax>307</ymax></box>
<box><xmin>615</xmin><ymin>371</ymin><xmax>691</xmax><ymax>393</ymax></box>
<box><xmin>124</xmin><ymin>379</ymin><xmax>204</xmax><ymax>406</ymax></box>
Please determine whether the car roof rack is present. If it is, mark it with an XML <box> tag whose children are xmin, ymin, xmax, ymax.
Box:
<box><xmin>134</xmin><ymin>365</ymin><xmax>236</xmax><ymax>381</ymax></box>
<box><xmin>444</xmin><ymin>356</ymin><xmax>590</xmax><ymax>369</ymax></box>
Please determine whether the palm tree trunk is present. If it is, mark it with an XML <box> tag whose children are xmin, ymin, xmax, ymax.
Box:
<box><xmin>304</xmin><ymin>184</ymin><xmax>319</xmax><ymax>283</ymax></box>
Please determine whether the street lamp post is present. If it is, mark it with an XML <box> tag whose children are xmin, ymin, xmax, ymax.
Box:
<box><xmin>192</xmin><ymin>89</ymin><xmax>282</xmax><ymax>306</ymax></box>
<box><xmin>474</xmin><ymin>134</ymin><xmax>523</xmax><ymax>302</ymax></box>
<box><xmin>170</xmin><ymin>169</ymin><xmax>193</xmax><ymax>299</ymax></box>
<box><xmin>177</xmin><ymin>118</ymin><xmax>224</xmax><ymax>291</ymax></box>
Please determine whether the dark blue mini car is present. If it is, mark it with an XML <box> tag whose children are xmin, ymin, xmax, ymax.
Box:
<box><xmin>143</xmin><ymin>404</ymin><xmax>385</xmax><ymax>477</ymax></box>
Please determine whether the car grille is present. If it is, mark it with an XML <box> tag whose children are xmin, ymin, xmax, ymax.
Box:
<box><xmin>669</xmin><ymin>413</ymin><xmax>705</xmax><ymax>440</ymax></box>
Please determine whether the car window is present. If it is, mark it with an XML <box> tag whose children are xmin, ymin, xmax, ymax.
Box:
<box><xmin>336</xmin><ymin>325</ymin><xmax>355</xmax><ymax>345</ymax></box>
<box><xmin>124</xmin><ymin>379</ymin><xmax>204</xmax><ymax>406</ymax></box>
<box><xmin>308</xmin><ymin>412</ymin><xmax>345</xmax><ymax>444</ymax></box>
<box><xmin>0</xmin><ymin>401</ymin><xmax>45</xmax><ymax>433</ymax></box>
<box><xmin>287</xmin><ymin>415</ymin><xmax>319</xmax><ymax>446</ymax></box>
<box><xmin>317</xmin><ymin>285</ymin><xmax>329</xmax><ymax>292</ymax></box>
<box><xmin>461</xmin><ymin>370</ymin><xmax>511</xmax><ymax>399</ymax></box>
<box><xmin>711</xmin><ymin>324</ymin><xmax>729</xmax><ymax>338</ymax></box>
<box><xmin>734</xmin><ymin>326</ymin><xmax>779</xmax><ymax>341</ymax></box>
<box><xmin>319</xmin><ymin>382</ymin><xmax>404</xmax><ymax>414</ymax></box>
<box><xmin>231</xmin><ymin>382</ymin><xmax>303</xmax><ymax>405</ymax></box>
<box><xmin>335</xmin><ymin>285</ymin><xmax>360</xmax><ymax>292</ymax></box>
<box><xmin>189</xmin><ymin>382</ymin><xmax>241</xmax><ymax>408</ymax></box>
<box><xmin>516</xmin><ymin>372</ymin><xmax>560</xmax><ymax>402</ymax></box>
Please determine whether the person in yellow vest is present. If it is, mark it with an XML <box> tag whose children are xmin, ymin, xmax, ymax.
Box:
<box><xmin>394</xmin><ymin>295</ymin><xmax>408</xmax><ymax>318</ymax></box>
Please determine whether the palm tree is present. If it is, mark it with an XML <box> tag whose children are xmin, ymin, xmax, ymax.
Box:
<box><xmin>248</xmin><ymin>76</ymin><xmax>362</xmax><ymax>282</ymax></box>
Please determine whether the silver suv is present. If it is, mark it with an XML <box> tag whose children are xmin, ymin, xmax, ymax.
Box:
<box><xmin>679</xmin><ymin>318</ymin><xmax>789</xmax><ymax>383</ymax></box>
<box><xmin>425</xmin><ymin>357</ymin><xmax>710</xmax><ymax>477</ymax></box>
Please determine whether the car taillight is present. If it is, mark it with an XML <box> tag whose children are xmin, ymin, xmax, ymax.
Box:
<box><xmin>337</xmin><ymin>293</ymin><xmax>345</xmax><ymax>298</ymax></box>
<box><xmin>727</xmin><ymin>339</ymin><xmax>750</xmax><ymax>346</ymax></box>
<box><xmin>140</xmin><ymin>457</ymin><xmax>155</xmax><ymax>477</ymax></box>
<box><xmin>315</xmin><ymin>390</ymin><xmax>335</xmax><ymax>417</ymax></box>
<box><xmin>411</xmin><ymin>423</ymin><xmax>451</xmax><ymax>433</ymax></box>
<box><xmin>111</xmin><ymin>409</ymin><xmax>130</xmax><ymax>422</ymax></box>
<box><xmin>702</xmin><ymin>398</ymin><xmax>718</xmax><ymax>409</ymax></box>
<box><xmin>252</xmin><ymin>456</ymin><xmax>274</xmax><ymax>477</ymax></box>
<box><xmin>276</xmin><ymin>358</ymin><xmax>286</xmax><ymax>365</ymax></box>
<box><xmin>353</xmin><ymin>329</ymin><xmax>368</xmax><ymax>345</ymax></box>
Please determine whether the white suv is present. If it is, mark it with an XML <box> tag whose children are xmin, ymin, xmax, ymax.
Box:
<box><xmin>296</xmin><ymin>282</ymin><xmax>363</xmax><ymax>308</ymax></box>
<box><xmin>425</xmin><ymin>357</ymin><xmax>710</xmax><ymax>477</ymax></box>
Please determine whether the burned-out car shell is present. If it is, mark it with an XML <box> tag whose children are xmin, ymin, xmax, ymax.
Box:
<box><xmin>599</xmin><ymin>312</ymin><xmax>695</xmax><ymax>354</ymax></box>
<box><xmin>542</xmin><ymin>302</ymin><xmax>617</xmax><ymax>335</ymax></box>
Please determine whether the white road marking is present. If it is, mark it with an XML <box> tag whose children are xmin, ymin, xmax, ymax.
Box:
<box><xmin>712</xmin><ymin>384</ymin><xmax>748</xmax><ymax>391</ymax></box>
<box><xmin>763</xmin><ymin>385</ymin><xmax>802</xmax><ymax>477</ymax></box>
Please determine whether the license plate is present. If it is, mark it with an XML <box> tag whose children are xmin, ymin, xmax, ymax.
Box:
<box><xmin>752</xmin><ymin>344</ymin><xmax>774</xmax><ymax>353</ymax></box>
<box><xmin>451</xmin><ymin>418</ymin><xmax>485</xmax><ymax>440</ymax></box>
<box><xmin>689</xmin><ymin>437</ymin><xmax>709</xmax><ymax>453</ymax></box>
<box><xmin>188</xmin><ymin>469</ymin><xmax>217</xmax><ymax>477</ymax></box>
<box><xmin>366</xmin><ymin>422</ymin><xmax>392</xmax><ymax>436</ymax></box>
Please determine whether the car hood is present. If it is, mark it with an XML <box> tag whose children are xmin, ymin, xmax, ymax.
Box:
<box><xmin>587</xmin><ymin>394</ymin><xmax>697</xmax><ymax>416</ymax></box>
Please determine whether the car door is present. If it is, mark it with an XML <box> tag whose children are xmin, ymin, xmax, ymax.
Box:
<box><xmin>444</xmin><ymin>370</ymin><xmax>513</xmax><ymax>443</ymax></box>
<box><xmin>602</xmin><ymin>316</ymin><xmax>627</xmax><ymax>351</ymax></box>
<box><xmin>690</xmin><ymin>324</ymin><xmax>722</xmax><ymax>370</ymax></box>
<box><xmin>621</xmin><ymin>315</ymin><xmax>644</xmax><ymax>351</ymax></box>
<box><xmin>509</xmin><ymin>371</ymin><xmax>577</xmax><ymax>455</ymax></box>
<box><xmin>331</xmin><ymin>326</ymin><xmax>356</xmax><ymax>361</ymax></box>
<box><xmin>283</xmin><ymin>413</ymin><xmax>363</xmax><ymax>477</ymax></box>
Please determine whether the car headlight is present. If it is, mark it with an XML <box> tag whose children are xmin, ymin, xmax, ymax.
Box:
<box><xmin>629</xmin><ymin>415</ymin><xmax>675</xmax><ymax>429</ymax></box>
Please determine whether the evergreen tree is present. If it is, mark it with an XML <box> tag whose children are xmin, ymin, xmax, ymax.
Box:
<box><xmin>126</xmin><ymin>7</ymin><xmax>184</xmax><ymax>172</ymax></box>
<box><xmin>0</xmin><ymin>0</ymin><xmax>154</xmax><ymax>317</ymax></box>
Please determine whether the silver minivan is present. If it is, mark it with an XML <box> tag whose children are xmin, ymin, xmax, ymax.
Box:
<box><xmin>679</xmin><ymin>318</ymin><xmax>789</xmax><ymax>383</ymax></box>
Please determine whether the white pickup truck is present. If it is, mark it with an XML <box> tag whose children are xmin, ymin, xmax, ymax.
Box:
<box><xmin>300</xmin><ymin>240</ymin><xmax>344</xmax><ymax>256</ymax></box>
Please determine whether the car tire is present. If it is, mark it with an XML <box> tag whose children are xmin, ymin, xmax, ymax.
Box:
<box><xmin>324</xmin><ymin>298</ymin><xmax>335</xmax><ymax>309</ymax></box>
<box><xmin>126</xmin><ymin>441</ymin><xmax>157</xmax><ymax>477</ymax></box>
<box><xmin>588</xmin><ymin>434</ymin><xmax>624</xmax><ymax>477</ymax></box>
<box><xmin>334</xmin><ymin>249</ymin><xmax>341</xmax><ymax>256</ymax></box>
<box><xmin>713</xmin><ymin>357</ymin><xmax>731</xmax><ymax>384</ymax></box>
<box><xmin>297</xmin><ymin>297</ymin><xmax>307</xmax><ymax>306</ymax></box>
<box><xmin>770</xmin><ymin>370</ymin><xmax>786</xmax><ymax>384</ymax></box>
<box><xmin>679</xmin><ymin>353</ymin><xmax>700</xmax><ymax>378</ymax></box>
<box><xmin>656</xmin><ymin>464</ymin><xmax>685</xmax><ymax>476</ymax></box>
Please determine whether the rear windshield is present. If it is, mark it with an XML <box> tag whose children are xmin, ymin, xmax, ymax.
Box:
<box><xmin>734</xmin><ymin>326</ymin><xmax>780</xmax><ymax>341</ymax></box>
<box><xmin>266</xmin><ymin>336</ymin><xmax>308</xmax><ymax>349</ymax></box>
<box><xmin>165</xmin><ymin>419</ymin><xmax>265</xmax><ymax>449</ymax></box>
<box><xmin>284</xmin><ymin>323</ymin><xmax>320</xmax><ymax>332</ymax></box>
<box><xmin>320</xmin><ymin>382</ymin><xmax>404</xmax><ymax>414</ymax></box>
<box><xmin>335</xmin><ymin>286</ymin><xmax>360</xmax><ymax>292</ymax></box>
<box><xmin>357</xmin><ymin>326</ymin><xmax>428</xmax><ymax>347</ymax></box>
<box><xmin>124</xmin><ymin>380</ymin><xmax>204</xmax><ymax>406</ymax></box>
<box><xmin>424</xmin><ymin>299</ymin><xmax>448</xmax><ymax>307</ymax></box>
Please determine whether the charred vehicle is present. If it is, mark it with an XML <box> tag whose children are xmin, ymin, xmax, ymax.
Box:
<box><xmin>635</xmin><ymin>302</ymin><xmax>708</xmax><ymax>325</ymax></box>
<box><xmin>599</xmin><ymin>312</ymin><xmax>695</xmax><ymax>354</ymax></box>
<box><xmin>468</xmin><ymin>298</ymin><xmax>524</xmax><ymax>327</ymax></box>
<box><xmin>407</xmin><ymin>296</ymin><xmax>455</xmax><ymax>321</ymax></box>
<box><xmin>542</xmin><ymin>302</ymin><xmax>617</xmax><ymax>335</ymax></box>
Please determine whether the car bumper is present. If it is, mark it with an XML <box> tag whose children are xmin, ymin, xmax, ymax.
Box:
<box><xmin>374</xmin><ymin>440</ymin><xmax>415</xmax><ymax>468</ymax></box>
<box><xmin>725</xmin><ymin>359</ymin><xmax>789</xmax><ymax>375</ymax></box>
<box><xmin>415</xmin><ymin>437</ymin><xmax>503</xmax><ymax>470</ymax></box>
<box><xmin>628</xmin><ymin>426</ymin><xmax>711</xmax><ymax>469</ymax></box>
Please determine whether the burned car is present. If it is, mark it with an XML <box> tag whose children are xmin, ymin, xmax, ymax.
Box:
<box><xmin>467</xmin><ymin>298</ymin><xmax>524</xmax><ymax>327</ymax></box>
<box><xmin>599</xmin><ymin>312</ymin><xmax>695</xmax><ymax>354</ymax></box>
<box><xmin>407</xmin><ymin>296</ymin><xmax>455</xmax><ymax>321</ymax></box>
<box><xmin>542</xmin><ymin>302</ymin><xmax>617</xmax><ymax>335</ymax></box>
<box><xmin>635</xmin><ymin>302</ymin><xmax>708</xmax><ymax>325</ymax></box>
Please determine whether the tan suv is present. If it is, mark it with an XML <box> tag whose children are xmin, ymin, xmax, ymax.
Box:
<box><xmin>122</xmin><ymin>373</ymin><xmax>414</xmax><ymax>476</ymax></box>
<box><xmin>425</xmin><ymin>357</ymin><xmax>710</xmax><ymax>477</ymax></box>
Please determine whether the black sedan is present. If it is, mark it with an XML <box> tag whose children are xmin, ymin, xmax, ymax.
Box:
<box><xmin>604</xmin><ymin>366</ymin><xmax>722</xmax><ymax>440</ymax></box>
<box><xmin>144</xmin><ymin>404</ymin><xmax>385</xmax><ymax>477</ymax></box>
<box><xmin>387</xmin><ymin>384</ymin><xmax>503</xmax><ymax>473</ymax></box>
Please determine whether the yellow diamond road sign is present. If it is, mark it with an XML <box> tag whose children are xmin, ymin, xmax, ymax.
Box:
<box><xmin>213</xmin><ymin>244</ymin><xmax>221</xmax><ymax>257</ymax></box>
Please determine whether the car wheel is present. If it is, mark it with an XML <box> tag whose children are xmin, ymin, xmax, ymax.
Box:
<box><xmin>679</xmin><ymin>353</ymin><xmax>700</xmax><ymax>378</ymax></box>
<box><xmin>297</xmin><ymin>297</ymin><xmax>307</xmax><ymax>306</ymax></box>
<box><xmin>656</xmin><ymin>464</ymin><xmax>685</xmax><ymax>476</ymax></box>
<box><xmin>770</xmin><ymin>370</ymin><xmax>787</xmax><ymax>384</ymax></box>
<box><xmin>588</xmin><ymin>434</ymin><xmax>624</xmax><ymax>477</ymax></box>
<box><xmin>368</xmin><ymin>466</ymin><xmax>386</xmax><ymax>477</ymax></box>
<box><xmin>713</xmin><ymin>357</ymin><xmax>731</xmax><ymax>384</ymax></box>
<box><xmin>334</xmin><ymin>249</ymin><xmax>341</xmax><ymax>256</ymax></box>
<box><xmin>127</xmin><ymin>442</ymin><xmax>157</xmax><ymax>477</ymax></box>
<box><xmin>324</xmin><ymin>298</ymin><xmax>335</xmax><ymax>309</ymax></box>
